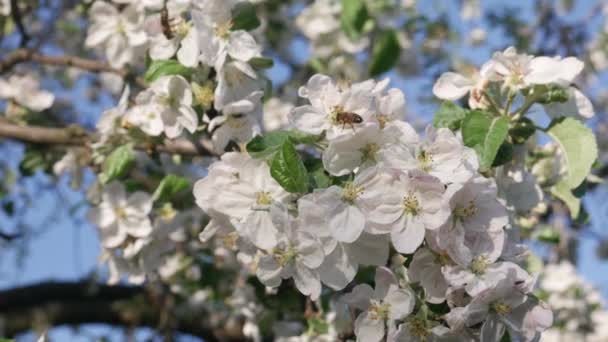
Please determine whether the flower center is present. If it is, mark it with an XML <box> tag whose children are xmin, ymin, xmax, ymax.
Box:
<box><xmin>174</xmin><ymin>21</ymin><xmax>190</xmax><ymax>38</ymax></box>
<box><xmin>159</xmin><ymin>203</ymin><xmax>177</xmax><ymax>221</ymax></box>
<box><xmin>221</xmin><ymin>232</ymin><xmax>239</xmax><ymax>250</ymax></box>
<box><xmin>159</xmin><ymin>94</ymin><xmax>179</xmax><ymax>108</ymax></box>
<box><xmin>470</xmin><ymin>255</ymin><xmax>490</xmax><ymax>275</ymax></box>
<box><xmin>359</xmin><ymin>143</ymin><xmax>380</xmax><ymax>162</ymax></box>
<box><xmin>114</xmin><ymin>207</ymin><xmax>127</xmax><ymax>219</ymax></box>
<box><xmin>454</xmin><ymin>200</ymin><xmax>477</xmax><ymax>220</ymax></box>
<box><xmin>491</xmin><ymin>301</ymin><xmax>512</xmax><ymax>315</ymax></box>
<box><xmin>273</xmin><ymin>246</ymin><xmax>298</xmax><ymax>266</ymax></box>
<box><xmin>403</xmin><ymin>193</ymin><xmax>420</xmax><ymax>216</ymax></box>
<box><xmin>341</xmin><ymin>182</ymin><xmax>364</xmax><ymax>204</ymax></box>
<box><xmin>407</xmin><ymin>316</ymin><xmax>430</xmax><ymax>339</ymax></box>
<box><xmin>226</xmin><ymin>115</ymin><xmax>246</xmax><ymax>129</ymax></box>
<box><xmin>375</xmin><ymin>113</ymin><xmax>390</xmax><ymax>129</ymax></box>
<box><xmin>369</xmin><ymin>300</ymin><xmax>391</xmax><ymax>320</ymax></box>
<box><xmin>435</xmin><ymin>252</ymin><xmax>452</xmax><ymax>266</ymax></box>
<box><xmin>255</xmin><ymin>191</ymin><xmax>273</xmax><ymax>206</ymax></box>
<box><xmin>417</xmin><ymin>149</ymin><xmax>433</xmax><ymax>172</ymax></box>
<box><xmin>214</xmin><ymin>21</ymin><xmax>233</xmax><ymax>40</ymax></box>
<box><xmin>192</xmin><ymin>83</ymin><xmax>215</xmax><ymax>108</ymax></box>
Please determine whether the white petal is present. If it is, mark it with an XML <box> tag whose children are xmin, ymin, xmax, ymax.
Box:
<box><xmin>432</xmin><ymin>72</ymin><xmax>474</xmax><ymax>100</ymax></box>
<box><xmin>354</xmin><ymin>312</ymin><xmax>385</xmax><ymax>342</ymax></box>
<box><xmin>293</xmin><ymin>263</ymin><xmax>322</xmax><ymax>299</ymax></box>
<box><xmin>227</xmin><ymin>30</ymin><xmax>261</xmax><ymax>62</ymax></box>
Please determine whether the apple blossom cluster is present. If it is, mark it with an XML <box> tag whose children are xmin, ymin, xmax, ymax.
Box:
<box><xmin>191</xmin><ymin>65</ymin><xmax>558</xmax><ymax>340</ymax></box>
<box><xmin>85</xmin><ymin>0</ymin><xmax>266</xmax><ymax>152</ymax></box>
<box><xmin>539</xmin><ymin>262</ymin><xmax>608</xmax><ymax>342</ymax></box>
<box><xmin>74</xmin><ymin>0</ymin><xmax>604</xmax><ymax>338</ymax></box>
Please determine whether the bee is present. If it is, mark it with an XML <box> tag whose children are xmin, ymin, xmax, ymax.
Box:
<box><xmin>161</xmin><ymin>7</ymin><xmax>174</xmax><ymax>39</ymax></box>
<box><xmin>335</xmin><ymin>111</ymin><xmax>363</xmax><ymax>130</ymax></box>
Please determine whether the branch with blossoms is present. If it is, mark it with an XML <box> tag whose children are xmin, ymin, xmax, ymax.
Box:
<box><xmin>0</xmin><ymin>0</ymin><xmax>607</xmax><ymax>341</ymax></box>
<box><xmin>0</xmin><ymin>49</ymin><xmax>147</xmax><ymax>87</ymax></box>
<box><xmin>0</xmin><ymin>118</ymin><xmax>216</xmax><ymax>157</ymax></box>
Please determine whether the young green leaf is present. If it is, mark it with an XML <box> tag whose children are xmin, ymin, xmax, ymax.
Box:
<box><xmin>509</xmin><ymin>117</ymin><xmax>536</xmax><ymax>144</ymax></box>
<box><xmin>547</xmin><ymin>117</ymin><xmax>598</xmax><ymax>189</ymax></box>
<box><xmin>369</xmin><ymin>29</ymin><xmax>400</xmax><ymax>76</ymax></box>
<box><xmin>144</xmin><ymin>59</ymin><xmax>193</xmax><ymax>83</ymax></box>
<box><xmin>247</xmin><ymin>130</ymin><xmax>322</xmax><ymax>159</ymax></box>
<box><xmin>99</xmin><ymin>145</ymin><xmax>135</xmax><ymax>184</ymax></box>
<box><xmin>153</xmin><ymin>174</ymin><xmax>192</xmax><ymax>202</ymax></box>
<box><xmin>340</xmin><ymin>0</ymin><xmax>370</xmax><ymax>40</ymax></box>
<box><xmin>249</xmin><ymin>57</ymin><xmax>274</xmax><ymax>70</ymax></box>
<box><xmin>551</xmin><ymin>180</ymin><xmax>581</xmax><ymax>218</ymax></box>
<box><xmin>304</xmin><ymin>158</ymin><xmax>331</xmax><ymax>189</ymax></box>
<box><xmin>433</xmin><ymin>101</ymin><xmax>467</xmax><ymax>131</ymax></box>
<box><xmin>270</xmin><ymin>141</ymin><xmax>308</xmax><ymax>193</ymax></box>
<box><xmin>247</xmin><ymin>131</ymin><xmax>293</xmax><ymax>159</ymax></box>
<box><xmin>231</xmin><ymin>2</ymin><xmax>261</xmax><ymax>31</ymax></box>
<box><xmin>461</xmin><ymin>111</ymin><xmax>510</xmax><ymax>171</ymax></box>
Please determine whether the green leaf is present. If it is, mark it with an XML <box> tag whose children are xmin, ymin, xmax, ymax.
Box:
<box><xmin>305</xmin><ymin>158</ymin><xmax>331</xmax><ymax>189</ymax></box>
<box><xmin>99</xmin><ymin>145</ymin><xmax>135</xmax><ymax>184</ymax></box>
<box><xmin>249</xmin><ymin>57</ymin><xmax>274</xmax><ymax>69</ymax></box>
<box><xmin>536</xmin><ymin>85</ymin><xmax>569</xmax><ymax>104</ymax></box>
<box><xmin>247</xmin><ymin>131</ymin><xmax>292</xmax><ymax>159</ymax></box>
<box><xmin>247</xmin><ymin>130</ymin><xmax>323</xmax><ymax>159</ymax></box>
<box><xmin>340</xmin><ymin>0</ymin><xmax>370</xmax><ymax>40</ymax></box>
<box><xmin>492</xmin><ymin>142</ymin><xmax>513</xmax><ymax>167</ymax></box>
<box><xmin>369</xmin><ymin>29</ymin><xmax>400</xmax><ymax>76</ymax></box>
<box><xmin>536</xmin><ymin>227</ymin><xmax>561</xmax><ymax>244</ymax></box>
<box><xmin>509</xmin><ymin>117</ymin><xmax>536</xmax><ymax>144</ymax></box>
<box><xmin>153</xmin><ymin>174</ymin><xmax>192</xmax><ymax>202</ymax></box>
<box><xmin>551</xmin><ymin>181</ymin><xmax>581</xmax><ymax>218</ymax></box>
<box><xmin>547</xmin><ymin>118</ymin><xmax>597</xmax><ymax>189</ymax></box>
<box><xmin>144</xmin><ymin>59</ymin><xmax>192</xmax><ymax>83</ymax></box>
<box><xmin>19</xmin><ymin>150</ymin><xmax>47</xmax><ymax>176</ymax></box>
<box><xmin>270</xmin><ymin>141</ymin><xmax>309</xmax><ymax>193</ymax></box>
<box><xmin>461</xmin><ymin>111</ymin><xmax>510</xmax><ymax>171</ymax></box>
<box><xmin>231</xmin><ymin>2</ymin><xmax>260</xmax><ymax>31</ymax></box>
<box><xmin>432</xmin><ymin>102</ymin><xmax>467</xmax><ymax>131</ymax></box>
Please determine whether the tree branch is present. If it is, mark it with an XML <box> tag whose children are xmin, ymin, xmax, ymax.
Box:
<box><xmin>9</xmin><ymin>0</ymin><xmax>30</xmax><ymax>47</ymax></box>
<box><xmin>0</xmin><ymin>280</ymin><xmax>236</xmax><ymax>340</ymax></box>
<box><xmin>0</xmin><ymin>49</ymin><xmax>146</xmax><ymax>87</ymax></box>
<box><xmin>0</xmin><ymin>119</ymin><xmax>217</xmax><ymax>157</ymax></box>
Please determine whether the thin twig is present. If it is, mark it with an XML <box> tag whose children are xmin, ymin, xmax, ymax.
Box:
<box><xmin>10</xmin><ymin>0</ymin><xmax>30</xmax><ymax>47</ymax></box>
<box><xmin>0</xmin><ymin>119</ymin><xmax>217</xmax><ymax>157</ymax></box>
<box><xmin>0</xmin><ymin>48</ymin><xmax>147</xmax><ymax>87</ymax></box>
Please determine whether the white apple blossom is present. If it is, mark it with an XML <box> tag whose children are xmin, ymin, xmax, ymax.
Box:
<box><xmin>383</xmin><ymin>126</ymin><xmax>479</xmax><ymax>184</ymax></box>
<box><xmin>322</xmin><ymin>122</ymin><xmax>417</xmax><ymax>176</ymax></box>
<box><xmin>256</xmin><ymin>206</ymin><xmax>325</xmax><ymax>300</ymax></box>
<box><xmin>445</xmin><ymin>269</ymin><xmax>552</xmax><ymax>342</ymax></box>
<box><xmin>149</xmin><ymin>16</ymin><xmax>200</xmax><ymax>67</ymax></box>
<box><xmin>408</xmin><ymin>248</ymin><xmax>449</xmax><ymax>304</ymax></box>
<box><xmin>214</xmin><ymin>60</ymin><xmax>265</xmax><ymax>111</ymax></box>
<box><xmin>85</xmin><ymin>2</ymin><xmax>148</xmax><ymax>68</ymax></box>
<box><xmin>484</xmin><ymin>46</ymin><xmax>584</xmax><ymax>90</ymax></box>
<box><xmin>367</xmin><ymin>170</ymin><xmax>449</xmax><ymax>254</ymax></box>
<box><xmin>342</xmin><ymin>267</ymin><xmax>415</xmax><ymax>342</ymax></box>
<box><xmin>299</xmin><ymin>166</ymin><xmax>390</xmax><ymax>244</ymax></box>
<box><xmin>263</xmin><ymin>98</ymin><xmax>293</xmax><ymax>132</ymax></box>
<box><xmin>192</xmin><ymin>1</ymin><xmax>262</xmax><ymax>70</ymax></box>
<box><xmin>428</xmin><ymin>176</ymin><xmax>508</xmax><ymax>267</ymax></box>
<box><xmin>126</xmin><ymin>75</ymin><xmax>198</xmax><ymax>138</ymax></box>
<box><xmin>432</xmin><ymin>67</ymin><xmax>491</xmax><ymax>109</ymax></box>
<box><xmin>88</xmin><ymin>181</ymin><xmax>153</xmax><ymax>249</ymax></box>
<box><xmin>543</xmin><ymin>86</ymin><xmax>595</xmax><ymax>120</ymax></box>
<box><xmin>0</xmin><ymin>74</ymin><xmax>54</xmax><ymax>112</ymax></box>
<box><xmin>290</xmin><ymin>74</ymin><xmax>377</xmax><ymax>140</ymax></box>
<box><xmin>193</xmin><ymin>152</ymin><xmax>290</xmax><ymax>249</ymax></box>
